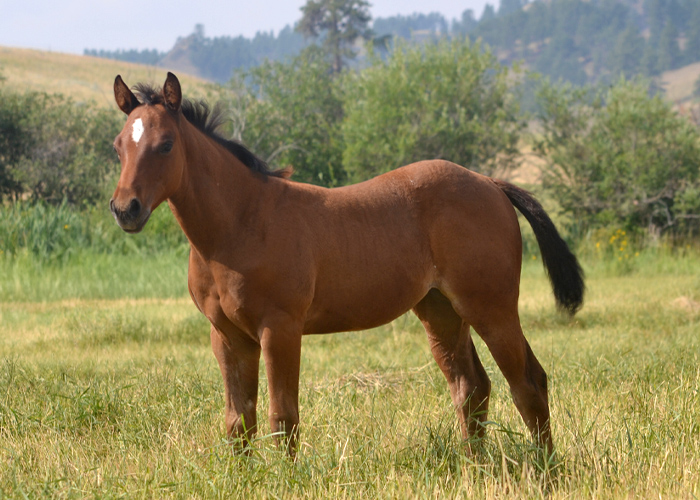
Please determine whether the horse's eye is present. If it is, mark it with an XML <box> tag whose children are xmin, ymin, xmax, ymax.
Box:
<box><xmin>160</xmin><ymin>141</ymin><xmax>174</xmax><ymax>154</ymax></box>
<box><xmin>113</xmin><ymin>146</ymin><xmax>121</xmax><ymax>160</ymax></box>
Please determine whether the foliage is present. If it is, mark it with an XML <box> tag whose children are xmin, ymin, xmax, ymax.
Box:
<box><xmin>297</xmin><ymin>0</ymin><xmax>373</xmax><ymax>73</ymax></box>
<box><xmin>534</xmin><ymin>77</ymin><xmax>700</xmax><ymax>236</ymax></box>
<box><xmin>342</xmin><ymin>38</ymin><xmax>525</xmax><ymax>181</ymax></box>
<box><xmin>0</xmin><ymin>88</ymin><xmax>122</xmax><ymax>205</ymax></box>
<box><xmin>0</xmin><ymin>201</ymin><xmax>187</xmax><ymax>263</ymax></box>
<box><xmin>470</xmin><ymin>0</ymin><xmax>699</xmax><ymax>85</ymax></box>
<box><xmin>229</xmin><ymin>47</ymin><xmax>345</xmax><ymax>186</ymax></box>
<box><xmin>609</xmin><ymin>24</ymin><xmax>646</xmax><ymax>79</ymax></box>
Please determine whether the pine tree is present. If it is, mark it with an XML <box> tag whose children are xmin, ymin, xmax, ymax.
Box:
<box><xmin>610</xmin><ymin>24</ymin><xmax>645</xmax><ymax>78</ymax></box>
<box><xmin>499</xmin><ymin>0</ymin><xmax>523</xmax><ymax>16</ymax></box>
<box><xmin>684</xmin><ymin>1</ymin><xmax>700</xmax><ymax>64</ymax></box>
<box><xmin>481</xmin><ymin>4</ymin><xmax>496</xmax><ymax>22</ymax></box>
<box><xmin>296</xmin><ymin>0</ymin><xmax>372</xmax><ymax>74</ymax></box>
<box><xmin>641</xmin><ymin>43</ymin><xmax>659</xmax><ymax>76</ymax></box>
<box><xmin>657</xmin><ymin>19</ymin><xmax>681</xmax><ymax>72</ymax></box>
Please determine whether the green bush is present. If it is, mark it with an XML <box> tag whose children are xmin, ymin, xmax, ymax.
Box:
<box><xmin>534</xmin><ymin>77</ymin><xmax>700</xmax><ymax>236</ymax></box>
<box><xmin>0</xmin><ymin>88</ymin><xmax>122</xmax><ymax>205</ymax></box>
<box><xmin>341</xmin><ymin>38</ymin><xmax>525</xmax><ymax>181</ymax></box>
<box><xmin>229</xmin><ymin>47</ymin><xmax>346</xmax><ymax>186</ymax></box>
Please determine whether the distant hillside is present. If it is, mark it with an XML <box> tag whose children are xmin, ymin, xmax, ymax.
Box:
<box><xmin>85</xmin><ymin>24</ymin><xmax>307</xmax><ymax>83</ymax></box>
<box><xmin>83</xmin><ymin>0</ymin><xmax>700</xmax><ymax>90</ymax></box>
<box><xmin>0</xmin><ymin>47</ymin><xmax>215</xmax><ymax>107</ymax></box>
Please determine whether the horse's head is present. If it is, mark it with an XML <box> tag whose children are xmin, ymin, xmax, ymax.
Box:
<box><xmin>110</xmin><ymin>73</ymin><xmax>185</xmax><ymax>233</ymax></box>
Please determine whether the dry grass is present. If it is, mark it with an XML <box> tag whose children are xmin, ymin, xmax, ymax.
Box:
<box><xmin>0</xmin><ymin>46</ymin><xmax>216</xmax><ymax>107</ymax></box>
<box><xmin>661</xmin><ymin>61</ymin><xmax>700</xmax><ymax>103</ymax></box>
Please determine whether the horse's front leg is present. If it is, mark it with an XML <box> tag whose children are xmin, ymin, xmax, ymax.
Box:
<box><xmin>260</xmin><ymin>314</ymin><xmax>303</xmax><ymax>456</ymax></box>
<box><xmin>210</xmin><ymin>324</ymin><xmax>261</xmax><ymax>449</ymax></box>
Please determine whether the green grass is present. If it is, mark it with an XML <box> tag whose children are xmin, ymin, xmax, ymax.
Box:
<box><xmin>1</xmin><ymin>244</ymin><xmax>699</xmax><ymax>497</ymax></box>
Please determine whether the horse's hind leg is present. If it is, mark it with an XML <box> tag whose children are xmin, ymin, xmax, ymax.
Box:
<box><xmin>472</xmin><ymin>312</ymin><xmax>553</xmax><ymax>452</ymax></box>
<box><xmin>413</xmin><ymin>289</ymin><xmax>491</xmax><ymax>445</ymax></box>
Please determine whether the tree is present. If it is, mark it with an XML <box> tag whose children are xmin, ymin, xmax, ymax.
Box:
<box><xmin>640</xmin><ymin>43</ymin><xmax>659</xmax><ymax>76</ymax></box>
<box><xmin>230</xmin><ymin>47</ymin><xmax>345</xmax><ymax>186</ymax></box>
<box><xmin>684</xmin><ymin>1</ymin><xmax>700</xmax><ymax>65</ymax></box>
<box><xmin>342</xmin><ymin>39</ymin><xmax>525</xmax><ymax>181</ymax></box>
<box><xmin>451</xmin><ymin>9</ymin><xmax>477</xmax><ymax>35</ymax></box>
<box><xmin>499</xmin><ymin>0</ymin><xmax>524</xmax><ymax>16</ymax></box>
<box><xmin>657</xmin><ymin>19</ymin><xmax>681</xmax><ymax>72</ymax></box>
<box><xmin>534</xmin><ymin>78</ymin><xmax>700</xmax><ymax>235</ymax></box>
<box><xmin>296</xmin><ymin>0</ymin><xmax>372</xmax><ymax>74</ymax></box>
<box><xmin>609</xmin><ymin>24</ymin><xmax>645</xmax><ymax>79</ymax></box>
<box><xmin>480</xmin><ymin>4</ymin><xmax>496</xmax><ymax>22</ymax></box>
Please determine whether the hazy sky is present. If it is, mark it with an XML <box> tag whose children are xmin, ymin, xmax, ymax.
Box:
<box><xmin>0</xmin><ymin>0</ymin><xmax>493</xmax><ymax>55</ymax></box>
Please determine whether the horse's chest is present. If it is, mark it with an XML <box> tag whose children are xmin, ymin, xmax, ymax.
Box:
<box><xmin>188</xmin><ymin>262</ymin><xmax>259</xmax><ymax>337</ymax></box>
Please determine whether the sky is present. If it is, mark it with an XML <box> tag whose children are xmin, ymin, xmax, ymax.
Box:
<box><xmin>0</xmin><ymin>0</ymin><xmax>493</xmax><ymax>55</ymax></box>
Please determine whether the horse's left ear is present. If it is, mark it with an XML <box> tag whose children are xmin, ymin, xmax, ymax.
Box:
<box><xmin>163</xmin><ymin>72</ymin><xmax>182</xmax><ymax>112</ymax></box>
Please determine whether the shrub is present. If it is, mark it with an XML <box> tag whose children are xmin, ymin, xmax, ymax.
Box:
<box><xmin>228</xmin><ymin>47</ymin><xmax>346</xmax><ymax>186</ymax></box>
<box><xmin>341</xmin><ymin>38</ymin><xmax>525</xmax><ymax>181</ymax></box>
<box><xmin>0</xmin><ymin>89</ymin><xmax>122</xmax><ymax>205</ymax></box>
<box><xmin>534</xmin><ymin>77</ymin><xmax>700</xmax><ymax>236</ymax></box>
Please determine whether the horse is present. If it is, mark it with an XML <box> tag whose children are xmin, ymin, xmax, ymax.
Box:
<box><xmin>110</xmin><ymin>72</ymin><xmax>584</xmax><ymax>456</ymax></box>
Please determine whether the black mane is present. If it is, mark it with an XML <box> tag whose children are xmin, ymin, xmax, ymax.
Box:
<box><xmin>132</xmin><ymin>83</ymin><xmax>285</xmax><ymax>178</ymax></box>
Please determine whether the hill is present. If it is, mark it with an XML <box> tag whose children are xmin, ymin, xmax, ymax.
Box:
<box><xmin>661</xmin><ymin>61</ymin><xmax>700</xmax><ymax>103</ymax></box>
<box><xmin>0</xmin><ymin>47</ymin><xmax>214</xmax><ymax>107</ymax></box>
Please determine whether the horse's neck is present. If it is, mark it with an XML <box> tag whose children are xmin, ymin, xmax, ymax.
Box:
<box><xmin>168</xmin><ymin>128</ymin><xmax>265</xmax><ymax>258</ymax></box>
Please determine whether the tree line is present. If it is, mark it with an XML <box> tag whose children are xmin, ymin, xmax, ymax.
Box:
<box><xmin>86</xmin><ymin>0</ymin><xmax>700</xmax><ymax>87</ymax></box>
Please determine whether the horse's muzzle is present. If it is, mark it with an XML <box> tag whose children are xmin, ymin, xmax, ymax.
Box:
<box><xmin>110</xmin><ymin>197</ymin><xmax>151</xmax><ymax>233</ymax></box>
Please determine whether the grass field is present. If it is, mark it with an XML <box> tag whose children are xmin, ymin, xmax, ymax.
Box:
<box><xmin>1</xmin><ymin>247</ymin><xmax>699</xmax><ymax>498</ymax></box>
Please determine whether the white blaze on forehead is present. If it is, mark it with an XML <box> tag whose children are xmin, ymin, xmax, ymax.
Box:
<box><xmin>131</xmin><ymin>118</ymin><xmax>145</xmax><ymax>144</ymax></box>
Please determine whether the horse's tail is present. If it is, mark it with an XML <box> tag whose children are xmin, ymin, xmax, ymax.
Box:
<box><xmin>493</xmin><ymin>179</ymin><xmax>585</xmax><ymax>316</ymax></box>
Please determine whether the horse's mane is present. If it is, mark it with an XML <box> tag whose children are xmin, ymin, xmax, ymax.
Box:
<box><xmin>132</xmin><ymin>83</ymin><xmax>291</xmax><ymax>179</ymax></box>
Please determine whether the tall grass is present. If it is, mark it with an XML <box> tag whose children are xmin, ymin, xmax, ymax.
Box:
<box><xmin>0</xmin><ymin>202</ymin><xmax>188</xmax><ymax>301</ymax></box>
<box><xmin>0</xmin><ymin>201</ymin><xmax>187</xmax><ymax>261</ymax></box>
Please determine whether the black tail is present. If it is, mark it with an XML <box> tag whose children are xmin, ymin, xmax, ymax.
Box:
<box><xmin>493</xmin><ymin>179</ymin><xmax>585</xmax><ymax>316</ymax></box>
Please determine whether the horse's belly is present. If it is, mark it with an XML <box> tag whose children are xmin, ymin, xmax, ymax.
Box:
<box><xmin>303</xmin><ymin>275</ymin><xmax>429</xmax><ymax>334</ymax></box>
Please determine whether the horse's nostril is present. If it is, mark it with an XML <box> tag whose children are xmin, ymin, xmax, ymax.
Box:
<box><xmin>128</xmin><ymin>198</ymin><xmax>141</xmax><ymax>218</ymax></box>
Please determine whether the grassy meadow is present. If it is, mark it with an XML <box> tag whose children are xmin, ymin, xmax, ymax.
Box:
<box><xmin>1</xmin><ymin>219</ymin><xmax>699</xmax><ymax>498</ymax></box>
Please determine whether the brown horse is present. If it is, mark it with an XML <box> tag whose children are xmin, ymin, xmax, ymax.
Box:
<box><xmin>110</xmin><ymin>73</ymin><xmax>584</xmax><ymax>455</ymax></box>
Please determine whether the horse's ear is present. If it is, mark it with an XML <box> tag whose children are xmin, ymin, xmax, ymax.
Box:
<box><xmin>163</xmin><ymin>72</ymin><xmax>182</xmax><ymax>112</ymax></box>
<box><xmin>114</xmin><ymin>75</ymin><xmax>140</xmax><ymax>115</ymax></box>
